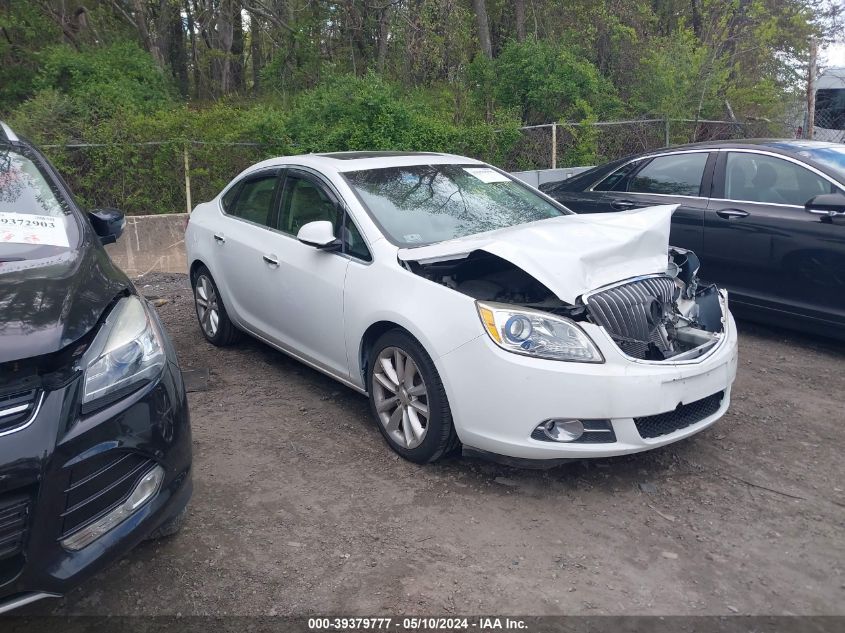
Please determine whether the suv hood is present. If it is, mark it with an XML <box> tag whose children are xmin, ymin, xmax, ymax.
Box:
<box><xmin>398</xmin><ymin>204</ymin><xmax>677</xmax><ymax>304</ymax></box>
<box><xmin>0</xmin><ymin>242</ymin><xmax>130</xmax><ymax>364</ymax></box>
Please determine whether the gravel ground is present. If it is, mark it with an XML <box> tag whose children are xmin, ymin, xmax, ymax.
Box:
<box><xmin>40</xmin><ymin>273</ymin><xmax>845</xmax><ymax>616</ymax></box>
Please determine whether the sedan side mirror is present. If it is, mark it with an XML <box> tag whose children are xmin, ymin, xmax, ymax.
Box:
<box><xmin>805</xmin><ymin>193</ymin><xmax>845</xmax><ymax>219</ymax></box>
<box><xmin>296</xmin><ymin>220</ymin><xmax>341</xmax><ymax>251</ymax></box>
<box><xmin>88</xmin><ymin>208</ymin><xmax>126</xmax><ymax>245</ymax></box>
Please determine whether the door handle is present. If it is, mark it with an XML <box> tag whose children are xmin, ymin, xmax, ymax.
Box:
<box><xmin>262</xmin><ymin>254</ymin><xmax>279</xmax><ymax>267</ymax></box>
<box><xmin>716</xmin><ymin>208</ymin><xmax>750</xmax><ymax>219</ymax></box>
<box><xmin>213</xmin><ymin>233</ymin><xmax>226</xmax><ymax>243</ymax></box>
<box><xmin>611</xmin><ymin>199</ymin><xmax>636</xmax><ymax>210</ymax></box>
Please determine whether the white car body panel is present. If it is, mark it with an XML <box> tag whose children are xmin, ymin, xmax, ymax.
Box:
<box><xmin>398</xmin><ymin>204</ymin><xmax>676</xmax><ymax>304</ymax></box>
<box><xmin>185</xmin><ymin>152</ymin><xmax>738</xmax><ymax>460</ymax></box>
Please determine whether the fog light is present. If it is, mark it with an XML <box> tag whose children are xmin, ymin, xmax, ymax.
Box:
<box><xmin>61</xmin><ymin>465</ymin><xmax>164</xmax><ymax>551</ymax></box>
<box><xmin>540</xmin><ymin>419</ymin><xmax>584</xmax><ymax>442</ymax></box>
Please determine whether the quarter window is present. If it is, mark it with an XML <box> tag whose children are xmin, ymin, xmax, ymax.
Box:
<box><xmin>593</xmin><ymin>160</ymin><xmax>644</xmax><ymax>191</ymax></box>
<box><xmin>228</xmin><ymin>174</ymin><xmax>277</xmax><ymax>226</ymax></box>
<box><xmin>628</xmin><ymin>153</ymin><xmax>708</xmax><ymax>196</ymax></box>
<box><xmin>724</xmin><ymin>152</ymin><xmax>833</xmax><ymax>206</ymax></box>
<box><xmin>340</xmin><ymin>216</ymin><xmax>371</xmax><ymax>262</ymax></box>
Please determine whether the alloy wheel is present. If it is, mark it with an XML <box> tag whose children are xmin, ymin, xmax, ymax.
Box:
<box><xmin>372</xmin><ymin>346</ymin><xmax>430</xmax><ymax>449</ymax></box>
<box><xmin>195</xmin><ymin>275</ymin><xmax>220</xmax><ymax>338</ymax></box>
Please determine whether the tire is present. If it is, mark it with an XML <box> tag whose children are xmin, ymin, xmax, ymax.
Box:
<box><xmin>367</xmin><ymin>329</ymin><xmax>458</xmax><ymax>463</ymax></box>
<box><xmin>146</xmin><ymin>506</ymin><xmax>187</xmax><ymax>540</ymax></box>
<box><xmin>192</xmin><ymin>266</ymin><xmax>240</xmax><ymax>346</ymax></box>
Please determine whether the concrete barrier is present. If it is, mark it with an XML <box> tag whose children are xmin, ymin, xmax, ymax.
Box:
<box><xmin>105</xmin><ymin>213</ymin><xmax>188</xmax><ymax>278</ymax></box>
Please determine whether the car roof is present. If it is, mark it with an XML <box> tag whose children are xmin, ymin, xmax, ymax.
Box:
<box><xmin>645</xmin><ymin>138</ymin><xmax>843</xmax><ymax>154</ymax></box>
<box><xmin>244</xmin><ymin>151</ymin><xmax>486</xmax><ymax>174</ymax></box>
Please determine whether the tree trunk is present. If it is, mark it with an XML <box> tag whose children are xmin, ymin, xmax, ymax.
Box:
<box><xmin>691</xmin><ymin>0</ymin><xmax>703</xmax><ymax>41</ymax></box>
<box><xmin>250</xmin><ymin>11</ymin><xmax>263</xmax><ymax>93</ymax></box>
<box><xmin>132</xmin><ymin>0</ymin><xmax>165</xmax><ymax>68</ymax></box>
<box><xmin>232</xmin><ymin>4</ymin><xmax>245</xmax><ymax>93</ymax></box>
<box><xmin>163</xmin><ymin>0</ymin><xmax>189</xmax><ymax>97</ymax></box>
<box><xmin>515</xmin><ymin>0</ymin><xmax>525</xmax><ymax>42</ymax></box>
<box><xmin>377</xmin><ymin>4</ymin><xmax>392</xmax><ymax>73</ymax></box>
<box><xmin>471</xmin><ymin>0</ymin><xmax>492</xmax><ymax>59</ymax></box>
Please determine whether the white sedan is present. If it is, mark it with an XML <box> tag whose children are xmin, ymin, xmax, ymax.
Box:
<box><xmin>185</xmin><ymin>152</ymin><xmax>738</xmax><ymax>464</ymax></box>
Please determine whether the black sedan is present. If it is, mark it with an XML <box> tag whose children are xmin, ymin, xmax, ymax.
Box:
<box><xmin>541</xmin><ymin>140</ymin><xmax>845</xmax><ymax>338</ymax></box>
<box><xmin>0</xmin><ymin>122</ymin><xmax>192</xmax><ymax>612</ymax></box>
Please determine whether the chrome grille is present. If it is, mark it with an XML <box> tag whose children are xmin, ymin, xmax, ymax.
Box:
<box><xmin>0</xmin><ymin>389</ymin><xmax>40</xmax><ymax>435</ymax></box>
<box><xmin>585</xmin><ymin>276</ymin><xmax>676</xmax><ymax>347</ymax></box>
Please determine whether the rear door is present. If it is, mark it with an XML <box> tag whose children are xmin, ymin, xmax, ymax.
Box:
<box><xmin>705</xmin><ymin>150</ymin><xmax>845</xmax><ymax>326</ymax></box>
<box><xmin>213</xmin><ymin>168</ymin><xmax>283</xmax><ymax>337</ymax></box>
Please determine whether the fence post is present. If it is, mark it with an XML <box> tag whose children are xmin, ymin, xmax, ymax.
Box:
<box><xmin>663</xmin><ymin>116</ymin><xmax>670</xmax><ymax>147</ymax></box>
<box><xmin>550</xmin><ymin>122</ymin><xmax>557</xmax><ymax>170</ymax></box>
<box><xmin>183</xmin><ymin>143</ymin><xmax>192</xmax><ymax>214</ymax></box>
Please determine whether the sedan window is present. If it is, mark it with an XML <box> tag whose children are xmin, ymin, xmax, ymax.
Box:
<box><xmin>724</xmin><ymin>153</ymin><xmax>833</xmax><ymax>206</ymax></box>
<box><xmin>628</xmin><ymin>153</ymin><xmax>708</xmax><ymax>196</ymax></box>
<box><xmin>228</xmin><ymin>174</ymin><xmax>277</xmax><ymax>226</ymax></box>
<box><xmin>278</xmin><ymin>174</ymin><xmax>341</xmax><ymax>236</ymax></box>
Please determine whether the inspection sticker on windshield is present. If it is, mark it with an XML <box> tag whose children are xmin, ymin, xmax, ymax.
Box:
<box><xmin>463</xmin><ymin>167</ymin><xmax>510</xmax><ymax>183</ymax></box>
<box><xmin>0</xmin><ymin>212</ymin><xmax>69</xmax><ymax>248</ymax></box>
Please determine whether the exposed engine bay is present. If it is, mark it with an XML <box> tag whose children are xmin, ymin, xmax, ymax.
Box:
<box><xmin>404</xmin><ymin>247</ymin><xmax>725</xmax><ymax>362</ymax></box>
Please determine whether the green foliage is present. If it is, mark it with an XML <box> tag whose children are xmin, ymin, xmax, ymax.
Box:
<box><xmin>476</xmin><ymin>39</ymin><xmax>621</xmax><ymax>124</ymax></box>
<box><xmin>32</xmin><ymin>42</ymin><xmax>173</xmax><ymax>119</ymax></box>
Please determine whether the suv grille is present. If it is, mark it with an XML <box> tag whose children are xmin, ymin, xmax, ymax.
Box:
<box><xmin>0</xmin><ymin>489</ymin><xmax>33</xmax><ymax>584</ymax></box>
<box><xmin>0</xmin><ymin>389</ymin><xmax>40</xmax><ymax>434</ymax></box>
<box><xmin>585</xmin><ymin>276</ymin><xmax>676</xmax><ymax>358</ymax></box>
<box><xmin>61</xmin><ymin>452</ymin><xmax>155</xmax><ymax>537</ymax></box>
<box><xmin>634</xmin><ymin>391</ymin><xmax>724</xmax><ymax>439</ymax></box>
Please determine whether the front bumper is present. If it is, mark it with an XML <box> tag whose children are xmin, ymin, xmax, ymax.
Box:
<box><xmin>0</xmin><ymin>356</ymin><xmax>192</xmax><ymax>613</ymax></box>
<box><xmin>438</xmin><ymin>310</ymin><xmax>739</xmax><ymax>460</ymax></box>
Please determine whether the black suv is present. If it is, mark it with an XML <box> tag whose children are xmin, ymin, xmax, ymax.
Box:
<box><xmin>0</xmin><ymin>122</ymin><xmax>192</xmax><ymax>612</ymax></box>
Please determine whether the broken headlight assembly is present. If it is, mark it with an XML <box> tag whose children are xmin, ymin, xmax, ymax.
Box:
<box><xmin>79</xmin><ymin>295</ymin><xmax>166</xmax><ymax>411</ymax></box>
<box><xmin>476</xmin><ymin>301</ymin><xmax>604</xmax><ymax>363</ymax></box>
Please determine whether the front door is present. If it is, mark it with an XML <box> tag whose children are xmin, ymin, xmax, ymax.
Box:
<box><xmin>263</xmin><ymin>169</ymin><xmax>352</xmax><ymax>378</ymax></box>
<box><xmin>704</xmin><ymin>150</ymin><xmax>845</xmax><ymax>326</ymax></box>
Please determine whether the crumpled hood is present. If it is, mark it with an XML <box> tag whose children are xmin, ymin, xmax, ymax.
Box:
<box><xmin>0</xmin><ymin>242</ymin><xmax>129</xmax><ymax>364</ymax></box>
<box><xmin>398</xmin><ymin>204</ymin><xmax>678</xmax><ymax>304</ymax></box>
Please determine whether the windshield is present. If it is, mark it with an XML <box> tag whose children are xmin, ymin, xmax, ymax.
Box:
<box><xmin>801</xmin><ymin>146</ymin><xmax>845</xmax><ymax>182</ymax></box>
<box><xmin>0</xmin><ymin>146</ymin><xmax>77</xmax><ymax>263</ymax></box>
<box><xmin>343</xmin><ymin>164</ymin><xmax>567</xmax><ymax>246</ymax></box>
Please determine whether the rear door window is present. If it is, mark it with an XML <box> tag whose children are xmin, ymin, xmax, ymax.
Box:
<box><xmin>227</xmin><ymin>173</ymin><xmax>278</xmax><ymax>226</ymax></box>
<box><xmin>628</xmin><ymin>153</ymin><xmax>708</xmax><ymax>196</ymax></box>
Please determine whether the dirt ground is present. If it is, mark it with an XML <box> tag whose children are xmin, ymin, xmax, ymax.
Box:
<box><xmin>43</xmin><ymin>273</ymin><xmax>845</xmax><ymax>616</ymax></box>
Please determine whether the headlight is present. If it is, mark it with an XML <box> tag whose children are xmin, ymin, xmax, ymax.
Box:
<box><xmin>476</xmin><ymin>301</ymin><xmax>603</xmax><ymax>363</ymax></box>
<box><xmin>81</xmin><ymin>295</ymin><xmax>166</xmax><ymax>409</ymax></box>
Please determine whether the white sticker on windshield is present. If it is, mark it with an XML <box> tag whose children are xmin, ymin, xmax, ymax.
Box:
<box><xmin>0</xmin><ymin>212</ymin><xmax>69</xmax><ymax>248</ymax></box>
<box><xmin>463</xmin><ymin>167</ymin><xmax>511</xmax><ymax>184</ymax></box>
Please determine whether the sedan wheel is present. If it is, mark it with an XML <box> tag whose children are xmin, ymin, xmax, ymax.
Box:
<box><xmin>195</xmin><ymin>275</ymin><xmax>220</xmax><ymax>338</ymax></box>
<box><xmin>373</xmin><ymin>347</ymin><xmax>430</xmax><ymax>449</ymax></box>
<box><xmin>368</xmin><ymin>330</ymin><xmax>457</xmax><ymax>463</ymax></box>
<box><xmin>191</xmin><ymin>266</ymin><xmax>240</xmax><ymax>346</ymax></box>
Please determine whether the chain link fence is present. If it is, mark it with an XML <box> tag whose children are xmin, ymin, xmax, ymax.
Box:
<box><xmin>498</xmin><ymin>118</ymin><xmax>795</xmax><ymax>172</ymax></box>
<box><xmin>38</xmin><ymin>117</ymin><xmax>796</xmax><ymax>215</ymax></box>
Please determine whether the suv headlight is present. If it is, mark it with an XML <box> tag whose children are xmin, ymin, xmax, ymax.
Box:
<box><xmin>80</xmin><ymin>295</ymin><xmax>166</xmax><ymax>410</ymax></box>
<box><xmin>476</xmin><ymin>301</ymin><xmax>604</xmax><ymax>363</ymax></box>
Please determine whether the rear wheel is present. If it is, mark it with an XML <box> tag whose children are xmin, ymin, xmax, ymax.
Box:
<box><xmin>192</xmin><ymin>266</ymin><xmax>240</xmax><ymax>346</ymax></box>
<box><xmin>368</xmin><ymin>330</ymin><xmax>457</xmax><ymax>463</ymax></box>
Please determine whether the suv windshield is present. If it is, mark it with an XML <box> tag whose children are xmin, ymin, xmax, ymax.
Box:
<box><xmin>1</xmin><ymin>146</ymin><xmax>77</xmax><ymax>262</ymax></box>
<box><xmin>343</xmin><ymin>164</ymin><xmax>567</xmax><ymax>246</ymax></box>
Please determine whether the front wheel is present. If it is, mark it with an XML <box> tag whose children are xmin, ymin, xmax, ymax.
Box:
<box><xmin>368</xmin><ymin>330</ymin><xmax>457</xmax><ymax>463</ymax></box>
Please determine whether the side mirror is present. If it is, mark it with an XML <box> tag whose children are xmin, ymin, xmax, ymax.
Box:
<box><xmin>296</xmin><ymin>220</ymin><xmax>341</xmax><ymax>250</ymax></box>
<box><xmin>89</xmin><ymin>208</ymin><xmax>125</xmax><ymax>245</ymax></box>
<box><xmin>805</xmin><ymin>193</ymin><xmax>845</xmax><ymax>219</ymax></box>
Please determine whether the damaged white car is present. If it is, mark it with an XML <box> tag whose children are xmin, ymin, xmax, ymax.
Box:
<box><xmin>185</xmin><ymin>152</ymin><xmax>738</xmax><ymax>464</ymax></box>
